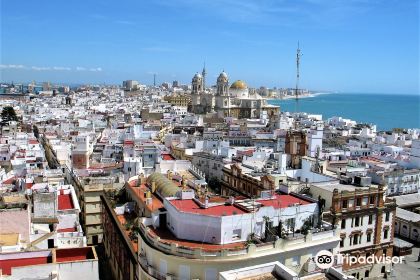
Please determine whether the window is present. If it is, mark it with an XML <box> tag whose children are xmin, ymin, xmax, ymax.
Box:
<box><xmin>370</xmin><ymin>196</ymin><xmax>375</xmax><ymax>205</ymax></box>
<box><xmin>385</xmin><ymin>212</ymin><xmax>390</xmax><ymax>222</ymax></box>
<box><xmin>355</xmin><ymin>217</ymin><xmax>360</xmax><ymax>227</ymax></box>
<box><xmin>356</xmin><ymin>198</ymin><xmax>361</xmax><ymax>207</ymax></box>
<box><xmin>381</xmin><ymin>266</ymin><xmax>386</xmax><ymax>273</ymax></box>
<box><xmin>365</xmin><ymin>270</ymin><xmax>370</xmax><ymax>278</ymax></box>
<box><xmin>367</xmin><ymin>233</ymin><xmax>372</xmax><ymax>242</ymax></box>
<box><xmin>341</xmin><ymin>219</ymin><xmax>346</xmax><ymax>229</ymax></box>
<box><xmin>342</xmin><ymin>200</ymin><xmax>348</xmax><ymax>209</ymax></box>
<box><xmin>368</xmin><ymin>215</ymin><xmax>373</xmax><ymax>225</ymax></box>
<box><xmin>340</xmin><ymin>238</ymin><xmax>344</xmax><ymax>247</ymax></box>
<box><xmin>353</xmin><ymin>235</ymin><xmax>359</xmax><ymax>245</ymax></box>
<box><xmin>383</xmin><ymin>229</ymin><xmax>389</xmax><ymax>239</ymax></box>
<box><xmin>232</xmin><ymin>229</ymin><xmax>241</xmax><ymax>240</ymax></box>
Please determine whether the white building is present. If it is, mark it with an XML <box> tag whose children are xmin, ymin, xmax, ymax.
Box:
<box><xmin>0</xmin><ymin>247</ymin><xmax>99</xmax><ymax>279</ymax></box>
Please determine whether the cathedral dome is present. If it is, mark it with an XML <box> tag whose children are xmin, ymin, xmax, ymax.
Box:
<box><xmin>230</xmin><ymin>80</ymin><xmax>247</xmax><ymax>90</ymax></box>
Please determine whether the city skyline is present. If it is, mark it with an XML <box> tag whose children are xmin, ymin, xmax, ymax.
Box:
<box><xmin>1</xmin><ymin>0</ymin><xmax>419</xmax><ymax>94</ymax></box>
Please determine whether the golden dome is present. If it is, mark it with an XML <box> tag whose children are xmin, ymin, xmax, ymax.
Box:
<box><xmin>230</xmin><ymin>80</ymin><xmax>247</xmax><ymax>90</ymax></box>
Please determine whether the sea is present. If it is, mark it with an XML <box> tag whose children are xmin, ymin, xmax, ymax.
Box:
<box><xmin>267</xmin><ymin>93</ymin><xmax>420</xmax><ymax>131</ymax></box>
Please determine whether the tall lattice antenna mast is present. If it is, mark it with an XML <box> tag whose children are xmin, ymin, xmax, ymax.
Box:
<box><xmin>295</xmin><ymin>42</ymin><xmax>302</xmax><ymax>112</ymax></box>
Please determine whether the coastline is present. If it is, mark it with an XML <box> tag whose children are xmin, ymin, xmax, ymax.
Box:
<box><xmin>267</xmin><ymin>92</ymin><xmax>419</xmax><ymax>130</ymax></box>
<box><xmin>266</xmin><ymin>92</ymin><xmax>332</xmax><ymax>101</ymax></box>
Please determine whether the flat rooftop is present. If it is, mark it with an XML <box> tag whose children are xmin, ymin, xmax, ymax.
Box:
<box><xmin>256</xmin><ymin>193</ymin><xmax>311</xmax><ymax>209</ymax></box>
<box><xmin>394</xmin><ymin>193</ymin><xmax>420</xmax><ymax>208</ymax></box>
<box><xmin>311</xmin><ymin>181</ymin><xmax>371</xmax><ymax>192</ymax></box>
<box><xmin>396</xmin><ymin>207</ymin><xmax>420</xmax><ymax>222</ymax></box>
<box><xmin>56</xmin><ymin>247</ymin><xmax>97</xmax><ymax>263</ymax></box>
<box><xmin>148</xmin><ymin>225</ymin><xmax>246</xmax><ymax>251</ymax></box>
<box><xmin>0</xmin><ymin>247</ymin><xmax>97</xmax><ymax>275</ymax></box>
<box><xmin>169</xmin><ymin>193</ymin><xmax>312</xmax><ymax>217</ymax></box>
<box><xmin>170</xmin><ymin>199</ymin><xmax>246</xmax><ymax>216</ymax></box>
<box><xmin>0</xmin><ymin>233</ymin><xmax>19</xmax><ymax>246</ymax></box>
<box><xmin>58</xmin><ymin>194</ymin><xmax>74</xmax><ymax>210</ymax></box>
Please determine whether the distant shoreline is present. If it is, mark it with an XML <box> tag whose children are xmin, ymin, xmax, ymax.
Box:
<box><xmin>266</xmin><ymin>91</ymin><xmax>332</xmax><ymax>101</ymax></box>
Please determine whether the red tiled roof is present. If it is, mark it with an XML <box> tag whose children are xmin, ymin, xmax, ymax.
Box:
<box><xmin>2</xmin><ymin>177</ymin><xmax>15</xmax><ymax>184</ymax></box>
<box><xmin>56</xmin><ymin>247</ymin><xmax>95</xmax><ymax>263</ymax></box>
<box><xmin>58</xmin><ymin>194</ymin><xmax>74</xmax><ymax>210</ymax></box>
<box><xmin>162</xmin><ymin>154</ymin><xmax>175</xmax><ymax>160</ymax></box>
<box><xmin>127</xmin><ymin>183</ymin><xmax>163</xmax><ymax>211</ymax></box>
<box><xmin>237</xmin><ymin>149</ymin><xmax>255</xmax><ymax>156</ymax></box>
<box><xmin>170</xmin><ymin>199</ymin><xmax>246</xmax><ymax>216</ymax></box>
<box><xmin>28</xmin><ymin>139</ymin><xmax>39</xmax><ymax>145</ymax></box>
<box><xmin>0</xmin><ymin>257</ymin><xmax>49</xmax><ymax>275</ymax></box>
<box><xmin>256</xmin><ymin>194</ymin><xmax>311</xmax><ymax>209</ymax></box>
<box><xmin>124</xmin><ymin>140</ymin><xmax>134</xmax><ymax>145</ymax></box>
<box><xmin>57</xmin><ymin>227</ymin><xmax>77</xmax><ymax>233</ymax></box>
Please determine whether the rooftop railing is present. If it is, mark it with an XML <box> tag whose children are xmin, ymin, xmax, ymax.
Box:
<box><xmin>139</xmin><ymin>221</ymin><xmax>337</xmax><ymax>260</ymax></box>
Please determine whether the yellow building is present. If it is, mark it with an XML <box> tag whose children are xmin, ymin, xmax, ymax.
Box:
<box><xmin>163</xmin><ymin>94</ymin><xmax>191</xmax><ymax>107</ymax></box>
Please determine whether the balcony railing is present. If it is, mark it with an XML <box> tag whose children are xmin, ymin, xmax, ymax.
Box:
<box><xmin>139</xmin><ymin>222</ymin><xmax>337</xmax><ymax>260</ymax></box>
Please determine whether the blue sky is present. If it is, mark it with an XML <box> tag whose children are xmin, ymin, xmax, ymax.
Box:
<box><xmin>1</xmin><ymin>0</ymin><xmax>418</xmax><ymax>94</ymax></box>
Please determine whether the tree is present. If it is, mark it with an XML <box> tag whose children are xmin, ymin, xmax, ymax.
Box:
<box><xmin>1</xmin><ymin>106</ymin><xmax>18</xmax><ymax>126</ymax></box>
<box><xmin>33</xmin><ymin>125</ymin><xmax>40</xmax><ymax>139</ymax></box>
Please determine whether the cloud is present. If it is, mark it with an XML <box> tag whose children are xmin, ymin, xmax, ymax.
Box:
<box><xmin>76</xmin><ymin>66</ymin><xmax>102</xmax><ymax>72</ymax></box>
<box><xmin>53</xmin><ymin>66</ymin><xmax>71</xmax><ymax>71</ymax></box>
<box><xmin>156</xmin><ymin>0</ymin><xmax>384</xmax><ymax>26</ymax></box>
<box><xmin>1</xmin><ymin>64</ymin><xmax>102</xmax><ymax>72</ymax></box>
<box><xmin>32</xmin><ymin>66</ymin><xmax>51</xmax><ymax>71</ymax></box>
<box><xmin>0</xmin><ymin>64</ymin><xmax>25</xmax><ymax>69</ymax></box>
<box><xmin>115</xmin><ymin>20</ymin><xmax>135</xmax><ymax>25</ymax></box>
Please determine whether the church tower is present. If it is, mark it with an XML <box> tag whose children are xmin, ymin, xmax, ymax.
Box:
<box><xmin>191</xmin><ymin>72</ymin><xmax>203</xmax><ymax>113</ymax></box>
<box><xmin>191</xmin><ymin>72</ymin><xmax>203</xmax><ymax>94</ymax></box>
<box><xmin>215</xmin><ymin>71</ymin><xmax>230</xmax><ymax>117</ymax></box>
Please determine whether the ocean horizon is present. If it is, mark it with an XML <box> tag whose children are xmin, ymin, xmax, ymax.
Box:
<box><xmin>267</xmin><ymin>92</ymin><xmax>420</xmax><ymax>131</ymax></box>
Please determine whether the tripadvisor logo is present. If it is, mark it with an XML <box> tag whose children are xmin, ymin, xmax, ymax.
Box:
<box><xmin>315</xmin><ymin>250</ymin><xmax>334</xmax><ymax>269</ymax></box>
<box><xmin>314</xmin><ymin>250</ymin><xmax>404</xmax><ymax>270</ymax></box>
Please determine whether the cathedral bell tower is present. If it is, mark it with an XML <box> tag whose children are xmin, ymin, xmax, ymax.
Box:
<box><xmin>215</xmin><ymin>71</ymin><xmax>230</xmax><ymax>117</ymax></box>
<box><xmin>191</xmin><ymin>72</ymin><xmax>203</xmax><ymax>94</ymax></box>
<box><xmin>191</xmin><ymin>72</ymin><xmax>203</xmax><ymax>113</ymax></box>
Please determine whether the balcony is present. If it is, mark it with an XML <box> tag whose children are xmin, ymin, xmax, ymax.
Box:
<box><xmin>138</xmin><ymin>222</ymin><xmax>338</xmax><ymax>260</ymax></box>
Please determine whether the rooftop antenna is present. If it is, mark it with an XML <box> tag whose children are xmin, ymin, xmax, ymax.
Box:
<box><xmin>295</xmin><ymin>41</ymin><xmax>302</xmax><ymax>113</ymax></box>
